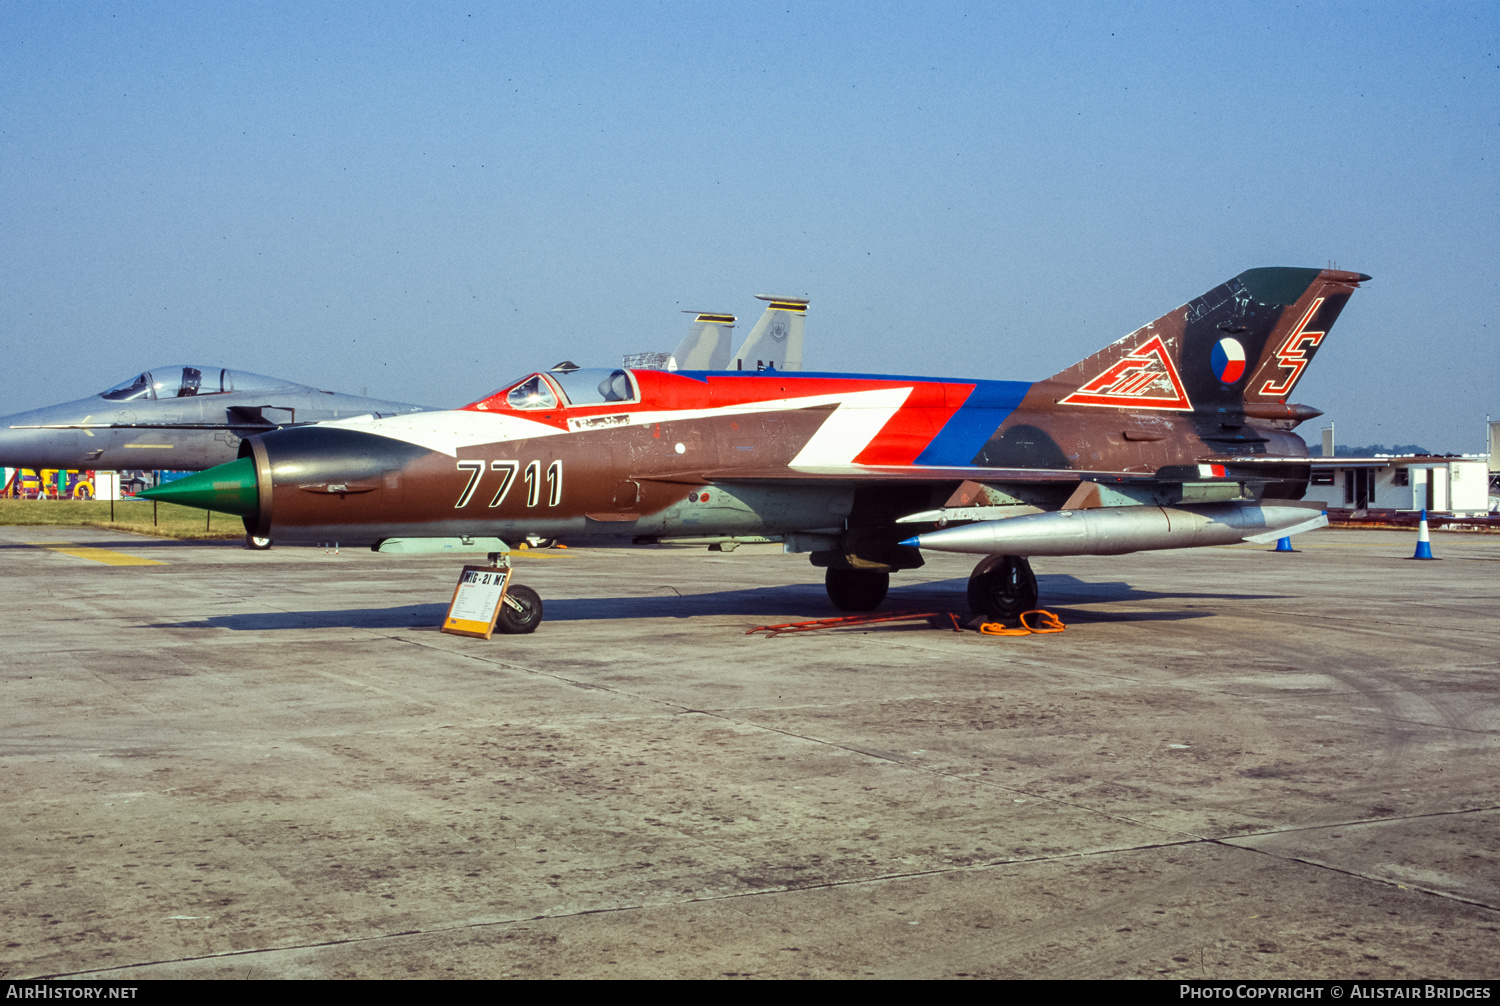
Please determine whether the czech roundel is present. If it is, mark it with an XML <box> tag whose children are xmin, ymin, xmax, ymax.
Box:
<box><xmin>1212</xmin><ymin>338</ymin><xmax>1246</xmax><ymax>384</ymax></box>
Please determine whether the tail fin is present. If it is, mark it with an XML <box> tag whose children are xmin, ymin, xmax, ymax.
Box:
<box><xmin>671</xmin><ymin>311</ymin><xmax>736</xmax><ymax>370</ymax></box>
<box><xmin>731</xmin><ymin>295</ymin><xmax>807</xmax><ymax>371</ymax></box>
<box><xmin>1044</xmin><ymin>268</ymin><xmax>1368</xmax><ymax>415</ymax></box>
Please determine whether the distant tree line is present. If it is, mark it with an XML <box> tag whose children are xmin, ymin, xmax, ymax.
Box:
<box><xmin>1334</xmin><ymin>443</ymin><xmax>1434</xmax><ymax>457</ymax></box>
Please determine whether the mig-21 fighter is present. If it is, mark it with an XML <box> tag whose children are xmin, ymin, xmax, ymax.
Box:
<box><xmin>144</xmin><ymin>267</ymin><xmax>1364</xmax><ymax>629</ymax></box>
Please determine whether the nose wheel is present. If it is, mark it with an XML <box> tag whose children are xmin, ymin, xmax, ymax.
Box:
<box><xmin>496</xmin><ymin>583</ymin><xmax>543</xmax><ymax>634</ymax></box>
<box><xmin>967</xmin><ymin>555</ymin><xmax>1037</xmax><ymax>624</ymax></box>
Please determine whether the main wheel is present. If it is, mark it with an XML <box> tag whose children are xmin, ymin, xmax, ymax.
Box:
<box><xmin>245</xmin><ymin>534</ymin><xmax>274</xmax><ymax>550</ymax></box>
<box><xmin>967</xmin><ymin>555</ymin><xmax>1038</xmax><ymax>624</ymax></box>
<box><xmin>825</xmin><ymin>568</ymin><xmax>889</xmax><ymax>612</ymax></box>
<box><xmin>495</xmin><ymin>583</ymin><xmax>543</xmax><ymax>634</ymax></box>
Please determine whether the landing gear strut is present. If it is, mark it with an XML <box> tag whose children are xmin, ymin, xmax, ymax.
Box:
<box><xmin>825</xmin><ymin>568</ymin><xmax>889</xmax><ymax>612</ymax></box>
<box><xmin>967</xmin><ymin>555</ymin><xmax>1037</xmax><ymax>624</ymax></box>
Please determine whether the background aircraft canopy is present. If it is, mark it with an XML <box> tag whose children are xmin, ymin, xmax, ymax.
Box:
<box><xmin>98</xmin><ymin>366</ymin><xmax>294</xmax><ymax>401</ymax></box>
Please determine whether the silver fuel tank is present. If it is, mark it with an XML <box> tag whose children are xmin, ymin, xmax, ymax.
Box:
<box><xmin>903</xmin><ymin>503</ymin><xmax>1326</xmax><ymax>557</ymax></box>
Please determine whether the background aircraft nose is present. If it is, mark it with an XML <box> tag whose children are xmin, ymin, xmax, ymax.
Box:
<box><xmin>139</xmin><ymin>457</ymin><xmax>259</xmax><ymax>516</ymax></box>
<box><xmin>0</xmin><ymin>401</ymin><xmax>94</xmax><ymax>469</ymax></box>
<box><xmin>0</xmin><ymin>427</ymin><xmax>50</xmax><ymax>469</ymax></box>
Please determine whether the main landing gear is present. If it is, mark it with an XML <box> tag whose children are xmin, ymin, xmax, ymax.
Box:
<box><xmin>825</xmin><ymin>568</ymin><xmax>889</xmax><ymax>612</ymax></box>
<box><xmin>245</xmin><ymin>534</ymin><xmax>273</xmax><ymax>550</ymax></box>
<box><xmin>967</xmin><ymin>554</ymin><xmax>1038</xmax><ymax>624</ymax></box>
<box><xmin>822</xmin><ymin>557</ymin><xmax>1038</xmax><ymax>623</ymax></box>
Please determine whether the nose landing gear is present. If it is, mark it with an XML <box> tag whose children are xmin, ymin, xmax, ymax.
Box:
<box><xmin>495</xmin><ymin>583</ymin><xmax>543</xmax><ymax>634</ymax></box>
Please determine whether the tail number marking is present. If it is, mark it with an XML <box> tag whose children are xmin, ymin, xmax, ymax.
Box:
<box><xmin>1257</xmin><ymin>297</ymin><xmax>1326</xmax><ymax>397</ymax></box>
<box><xmin>454</xmin><ymin>460</ymin><xmax>561</xmax><ymax>508</ymax></box>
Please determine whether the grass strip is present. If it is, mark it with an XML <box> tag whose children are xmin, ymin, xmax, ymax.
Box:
<box><xmin>0</xmin><ymin>499</ymin><xmax>244</xmax><ymax>540</ymax></box>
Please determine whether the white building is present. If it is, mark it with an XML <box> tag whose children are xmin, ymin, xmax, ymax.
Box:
<box><xmin>1309</xmin><ymin>456</ymin><xmax>1493</xmax><ymax>515</ymax></box>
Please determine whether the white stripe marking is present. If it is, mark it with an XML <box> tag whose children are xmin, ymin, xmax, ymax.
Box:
<box><xmin>316</xmin><ymin>411</ymin><xmax>559</xmax><ymax>456</ymax></box>
<box><xmin>317</xmin><ymin>387</ymin><xmax>917</xmax><ymax>458</ymax></box>
<box><xmin>789</xmin><ymin>386</ymin><xmax>913</xmax><ymax>465</ymax></box>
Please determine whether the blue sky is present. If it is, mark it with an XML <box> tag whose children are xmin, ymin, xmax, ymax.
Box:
<box><xmin>2</xmin><ymin>2</ymin><xmax>1495</xmax><ymax>450</ymax></box>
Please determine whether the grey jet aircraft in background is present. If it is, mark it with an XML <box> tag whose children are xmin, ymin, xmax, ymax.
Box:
<box><xmin>0</xmin><ymin>364</ymin><xmax>431</xmax><ymax>474</ymax></box>
<box><xmin>626</xmin><ymin>295</ymin><xmax>809</xmax><ymax>373</ymax></box>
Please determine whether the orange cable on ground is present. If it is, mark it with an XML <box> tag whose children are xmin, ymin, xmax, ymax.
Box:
<box><xmin>979</xmin><ymin>609</ymin><xmax>1066</xmax><ymax>636</ymax></box>
<box><xmin>978</xmin><ymin>622</ymin><xmax>1030</xmax><ymax>636</ymax></box>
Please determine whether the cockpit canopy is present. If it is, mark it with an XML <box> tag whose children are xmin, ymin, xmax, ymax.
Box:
<box><xmin>495</xmin><ymin>369</ymin><xmax>638</xmax><ymax>410</ymax></box>
<box><xmin>99</xmin><ymin>366</ymin><xmax>293</xmax><ymax>401</ymax></box>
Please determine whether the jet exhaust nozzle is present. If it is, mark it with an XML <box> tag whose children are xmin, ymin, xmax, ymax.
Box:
<box><xmin>139</xmin><ymin>456</ymin><xmax>260</xmax><ymax>518</ymax></box>
<box><xmin>901</xmin><ymin>503</ymin><xmax>1325</xmax><ymax>557</ymax></box>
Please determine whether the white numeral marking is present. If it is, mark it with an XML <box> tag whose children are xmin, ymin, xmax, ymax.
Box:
<box><xmin>523</xmin><ymin>460</ymin><xmax>540</xmax><ymax>508</ymax></box>
<box><xmin>454</xmin><ymin>461</ymin><xmax>484</xmax><ymax>508</ymax></box>
<box><xmin>488</xmin><ymin>461</ymin><xmax>518</xmax><ymax>507</ymax></box>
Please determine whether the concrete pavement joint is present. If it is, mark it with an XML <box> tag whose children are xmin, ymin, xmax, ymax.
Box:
<box><xmin>1218</xmin><ymin>821</ymin><xmax>1500</xmax><ymax>917</ymax></box>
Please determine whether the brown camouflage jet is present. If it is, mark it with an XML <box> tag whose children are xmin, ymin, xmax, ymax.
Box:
<box><xmin>146</xmin><ymin>267</ymin><xmax>1366</xmax><ymax>630</ymax></box>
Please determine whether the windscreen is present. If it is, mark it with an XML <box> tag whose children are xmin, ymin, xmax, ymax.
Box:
<box><xmin>506</xmin><ymin>375</ymin><xmax>558</xmax><ymax>410</ymax></box>
<box><xmin>100</xmin><ymin>372</ymin><xmax>157</xmax><ymax>401</ymax></box>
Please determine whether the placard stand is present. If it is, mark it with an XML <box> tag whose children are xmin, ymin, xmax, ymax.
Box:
<box><xmin>441</xmin><ymin>556</ymin><xmax>513</xmax><ymax>639</ymax></box>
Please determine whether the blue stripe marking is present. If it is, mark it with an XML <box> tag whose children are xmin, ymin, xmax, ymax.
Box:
<box><xmin>673</xmin><ymin>370</ymin><xmax>1033</xmax><ymax>468</ymax></box>
<box><xmin>915</xmin><ymin>380</ymin><xmax>1031</xmax><ymax>466</ymax></box>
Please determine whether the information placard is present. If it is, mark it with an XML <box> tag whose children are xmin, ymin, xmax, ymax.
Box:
<box><xmin>441</xmin><ymin>565</ymin><xmax>512</xmax><ymax>639</ymax></box>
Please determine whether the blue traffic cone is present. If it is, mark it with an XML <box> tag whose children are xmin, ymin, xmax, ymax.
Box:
<box><xmin>1411</xmin><ymin>509</ymin><xmax>1436</xmax><ymax>560</ymax></box>
<box><xmin>1273</xmin><ymin>536</ymin><xmax>1298</xmax><ymax>553</ymax></box>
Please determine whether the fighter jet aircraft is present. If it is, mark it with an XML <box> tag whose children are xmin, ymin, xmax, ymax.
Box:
<box><xmin>626</xmin><ymin>295</ymin><xmax>809</xmax><ymax>373</ymax></box>
<box><xmin>144</xmin><ymin>267</ymin><xmax>1364</xmax><ymax>627</ymax></box>
<box><xmin>0</xmin><ymin>365</ymin><xmax>431</xmax><ymax>473</ymax></box>
<box><xmin>730</xmin><ymin>295</ymin><xmax>807</xmax><ymax>372</ymax></box>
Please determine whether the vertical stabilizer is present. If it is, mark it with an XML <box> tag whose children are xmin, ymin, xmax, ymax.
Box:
<box><xmin>670</xmin><ymin>312</ymin><xmax>736</xmax><ymax>370</ymax></box>
<box><xmin>1241</xmin><ymin>269</ymin><xmax>1367</xmax><ymax>405</ymax></box>
<box><xmin>732</xmin><ymin>296</ymin><xmax>808</xmax><ymax>371</ymax></box>
<box><xmin>1040</xmin><ymin>268</ymin><xmax>1367</xmax><ymax>417</ymax></box>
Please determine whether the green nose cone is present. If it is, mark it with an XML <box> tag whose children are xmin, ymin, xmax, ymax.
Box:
<box><xmin>140</xmin><ymin>457</ymin><xmax>259</xmax><ymax>517</ymax></box>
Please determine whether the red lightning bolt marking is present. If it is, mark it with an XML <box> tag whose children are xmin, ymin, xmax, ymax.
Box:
<box><xmin>1257</xmin><ymin>298</ymin><xmax>1326</xmax><ymax>397</ymax></box>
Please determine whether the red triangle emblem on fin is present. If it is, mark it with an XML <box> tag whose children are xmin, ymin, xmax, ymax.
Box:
<box><xmin>1059</xmin><ymin>334</ymin><xmax>1193</xmax><ymax>411</ymax></box>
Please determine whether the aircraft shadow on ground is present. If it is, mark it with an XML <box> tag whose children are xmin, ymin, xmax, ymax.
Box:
<box><xmin>141</xmin><ymin>574</ymin><xmax>1276</xmax><ymax>632</ymax></box>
